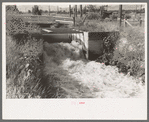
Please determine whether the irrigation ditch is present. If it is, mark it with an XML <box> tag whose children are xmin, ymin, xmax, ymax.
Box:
<box><xmin>7</xmin><ymin>22</ymin><xmax>145</xmax><ymax>98</ymax></box>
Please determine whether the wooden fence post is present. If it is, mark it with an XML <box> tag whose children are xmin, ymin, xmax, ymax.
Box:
<box><xmin>73</xmin><ymin>17</ymin><xmax>75</xmax><ymax>26</ymax></box>
<box><xmin>69</xmin><ymin>5</ymin><xmax>71</xmax><ymax>17</ymax></box>
<box><xmin>124</xmin><ymin>19</ymin><xmax>126</xmax><ymax>28</ymax></box>
<box><xmin>38</xmin><ymin>15</ymin><xmax>39</xmax><ymax>23</ymax></box>
<box><xmin>75</xmin><ymin>5</ymin><xmax>77</xmax><ymax>17</ymax></box>
<box><xmin>124</xmin><ymin>19</ymin><xmax>127</xmax><ymax>28</ymax></box>
<box><xmin>49</xmin><ymin>6</ymin><xmax>50</xmax><ymax>16</ymax></box>
<box><xmin>84</xmin><ymin>5</ymin><xmax>86</xmax><ymax>14</ymax></box>
<box><xmin>140</xmin><ymin>19</ymin><xmax>142</xmax><ymax>27</ymax></box>
<box><xmin>119</xmin><ymin>5</ymin><xmax>122</xmax><ymax>28</ymax></box>
<box><xmin>73</xmin><ymin>7</ymin><xmax>75</xmax><ymax>26</ymax></box>
<box><xmin>80</xmin><ymin>5</ymin><xmax>82</xmax><ymax>17</ymax></box>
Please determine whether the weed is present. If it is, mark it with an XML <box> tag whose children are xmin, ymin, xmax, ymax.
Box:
<box><xmin>87</xmin><ymin>12</ymin><xmax>100</xmax><ymax>20</ymax></box>
<box><xmin>96</xmin><ymin>26</ymin><xmax>145</xmax><ymax>82</ymax></box>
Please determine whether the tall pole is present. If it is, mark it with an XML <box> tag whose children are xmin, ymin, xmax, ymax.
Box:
<box><xmin>100</xmin><ymin>6</ymin><xmax>104</xmax><ymax>18</ymax></box>
<box><xmin>119</xmin><ymin>5</ymin><xmax>122</xmax><ymax>27</ymax></box>
<box><xmin>73</xmin><ymin>6</ymin><xmax>75</xmax><ymax>26</ymax></box>
<box><xmin>135</xmin><ymin>5</ymin><xmax>137</xmax><ymax>18</ymax></box>
<box><xmin>57</xmin><ymin>6</ymin><xmax>58</xmax><ymax>14</ymax></box>
<box><xmin>69</xmin><ymin>5</ymin><xmax>71</xmax><ymax>17</ymax></box>
<box><xmin>140</xmin><ymin>5</ymin><xmax>142</xmax><ymax>16</ymax></box>
<box><xmin>49</xmin><ymin>6</ymin><xmax>50</xmax><ymax>15</ymax></box>
<box><xmin>80</xmin><ymin>5</ymin><xmax>82</xmax><ymax>17</ymax></box>
<box><xmin>75</xmin><ymin>5</ymin><xmax>77</xmax><ymax>17</ymax></box>
<box><xmin>84</xmin><ymin>5</ymin><xmax>86</xmax><ymax>14</ymax></box>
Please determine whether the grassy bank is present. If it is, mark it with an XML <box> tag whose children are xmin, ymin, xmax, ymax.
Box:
<box><xmin>6</xmin><ymin>15</ymin><xmax>46</xmax><ymax>98</ymax></box>
<box><xmin>74</xmin><ymin>18</ymin><xmax>145</xmax><ymax>83</ymax></box>
<box><xmin>6</xmin><ymin>14</ymin><xmax>145</xmax><ymax>98</ymax></box>
<box><xmin>6</xmin><ymin>34</ymin><xmax>44</xmax><ymax>98</ymax></box>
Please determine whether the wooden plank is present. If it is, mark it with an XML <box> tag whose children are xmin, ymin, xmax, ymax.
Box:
<box><xmin>27</xmin><ymin>21</ymin><xmax>53</xmax><ymax>24</ymax></box>
<box><xmin>53</xmin><ymin>16</ymin><xmax>72</xmax><ymax>19</ymax></box>
<box><xmin>42</xmin><ymin>29</ymin><xmax>53</xmax><ymax>33</ymax></box>
<box><xmin>125</xmin><ymin>20</ymin><xmax>133</xmax><ymax>27</ymax></box>
<box><xmin>42</xmin><ymin>28</ymin><xmax>82</xmax><ymax>34</ymax></box>
<box><xmin>55</xmin><ymin>20</ymin><xmax>73</xmax><ymax>24</ymax></box>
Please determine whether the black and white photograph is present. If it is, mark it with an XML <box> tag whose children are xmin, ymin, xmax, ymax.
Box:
<box><xmin>2</xmin><ymin>2</ymin><xmax>147</xmax><ymax>120</ymax></box>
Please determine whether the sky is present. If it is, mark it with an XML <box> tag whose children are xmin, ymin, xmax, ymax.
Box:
<box><xmin>16</xmin><ymin>4</ymin><xmax>145</xmax><ymax>12</ymax></box>
<box><xmin>17</xmin><ymin>5</ymin><xmax>71</xmax><ymax>12</ymax></box>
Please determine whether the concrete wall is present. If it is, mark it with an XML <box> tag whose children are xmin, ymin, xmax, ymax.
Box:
<box><xmin>42</xmin><ymin>28</ymin><xmax>119</xmax><ymax>60</ymax></box>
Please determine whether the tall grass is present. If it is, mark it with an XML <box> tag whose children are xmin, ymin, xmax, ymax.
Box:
<box><xmin>6</xmin><ymin>15</ymin><xmax>49</xmax><ymax>98</ymax></box>
<box><xmin>75</xmin><ymin>18</ymin><xmax>145</xmax><ymax>83</ymax></box>
<box><xmin>113</xmin><ymin>27</ymin><xmax>145</xmax><ymax>79</ymax></box>
<box><xmin>6</xmin><ymin>15</ymin><xmax>41</xmax><ymax>35</ymax></box>
<box><xmin>6</xmin><ymin>13</ymin><xmax>145</xmax><ymax>98</ymax></box>
<box><xmin>6</xmin><ymin>33</ymin><xmax>45</xmax><ymax>98</ymax></box>
<box><xmin>96</xmin><ymin>26</ymin><xmax>145</xmax><ymax>83</ymax></box>
<box><xmin>75</xmin><ymin>19</ymin><xmax>119</xmax><ymax>32</ymax></box>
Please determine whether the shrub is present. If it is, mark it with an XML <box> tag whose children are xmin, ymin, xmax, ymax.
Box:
<box><xmin>96</xmin><ymin>26</ymin><xmax>145</xmax><ymax>83</ymax></box>
<box><xmin>104</xmin><ymin>17</ymin><xmax>111</xmax><ymax>22</ymax></box>
<box><xmin>124</xmin><ymin>14</ymin><xmax>131</xmax><ymax>19</ymax></box>
<box><xmin>109</xmin><ymin>14</ymin><xmax>118</xmax><ymax>20</ymax></box>
<box><xmin>6</xmin><ymin>15</ymin><xmax>41</xmax><ymax>36</ymax></box>
<box><xmin>77</xmin><ymin>20</ymin><xmax>119</xmax><ymax>32</ymax></box>
<box><xmin>32</xmin><ymin>5</ymin><xmax>42</xmax><ymax>15</ymax></box>
<box><xmin>6</xmin><ymin>34</ymin><xmax>44</xmax><ymax>98</ymax></box>
<box><xmin>87</xmin><ymin>12</ymin><xmax>100</xmax><ymax>20</ymax></box>
<box><xmin>113</xmin><ymin>27</ymin><xmax>145</xmax><ymax>77</ymax></box>
<box><xmin>6</xmin><ymin>13</ymin><xmax>62</xmax><ymax>98</ymax></box>
<box><xmin>96</xmin><ymin>32</ymin><xmax>120</xmax><ymax>65</ymax></box>
<box><xmin>6</xmin><ymin>14</ymin><xmax>53</xmax><ymax>98</ymax></box>
<box><xmin>87</xmin><ymin>5</ymin><xmax>97</xmax><ymax>12</ymax></box>
<box><xmin>77</xmin><ymin>21</ymin><xmax>98</xmax><ymax>31</ymax></box>
<box><xmin>28</xmin><ymin>10</ymin><xmax>31</xmax><ymax>13</ymax></box>
<box><xmin>6</xmin><ymin>5</ymin><xmax>19</xmax><ymax>15</ymax></box>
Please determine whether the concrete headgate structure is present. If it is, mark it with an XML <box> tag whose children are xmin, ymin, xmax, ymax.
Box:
<box><xmin>41</xmin><ymin>28</ymin><xmax>119</xmax><ymax>60</ymax></box>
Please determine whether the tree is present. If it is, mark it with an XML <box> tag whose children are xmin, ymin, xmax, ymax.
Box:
<box><xmin>28</xmin><ymin>10</ymin><xmax>31</xmax><ymax>13</ymax></box>
<box><xmin>39</xmin><ymin>9</ymin><xmax>43</xmax><ymax>15</ymax></box>
<box><xmin>32</xmin><ymin>5</ymin><xmax>42</xmax><ymax>15</ymax></box>
<box><xmin>6</xmin><ymin>5</ymin><xmax>19</xmax><ymax>14</ymax></box>
<box><xmin>44</xmin><ymin>10</ymin><xmax>48</xmax><ymax>13</ymax></box>
<box><xmin>87</xmin><ymin>5</ymin><xmax>97</xmax><ymax>12</ymax></box>
<box><xmin>82</xmin><ymin>6</ymin><xmax>86</xmax><ymax>14</ymax></box>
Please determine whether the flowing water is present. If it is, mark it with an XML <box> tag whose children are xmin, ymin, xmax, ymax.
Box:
<box><xmin>43</xmin><ymin>41</ymin><xmax>145</xmax><ymax>98</ymax></box>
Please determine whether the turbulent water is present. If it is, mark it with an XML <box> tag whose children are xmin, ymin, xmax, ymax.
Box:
<box><xmin>43</xmin><ymin>41</ymin><xmax>145</xmax><ymax>98</ymax></box>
